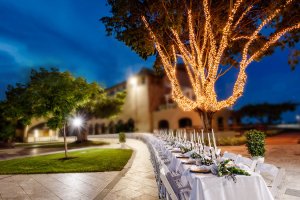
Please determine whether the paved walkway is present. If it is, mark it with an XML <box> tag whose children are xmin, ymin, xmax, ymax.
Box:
<box><xmin>100</xmin><ymin>139</ymin><xmax>158</xmax><ymax>200</ymax></box>
<box><xmin>223</xmin><ymin>144</ymin><xmax>300</xmax><ymax>200</ymax></box>
<box><xmin>0</xmin><ymin>172</ymin><xmax>119</xmax><ymax>200</ymax></box>
<box><xmin>0</xmin><ymin>138</ymin><xmax>159</xmax><ymax>200</ymax></box>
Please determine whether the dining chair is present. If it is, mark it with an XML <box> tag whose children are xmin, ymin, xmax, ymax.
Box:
<box><xmin>235</xmin><ymin>156</ymin><xmax>257</xmax><ymax>171</ymax></box>
<box><xmin>255</xmin><ymin>163</ymin><xmax>286</xmax><ymax>199</ymax></box>
<box><xmin>160</xmin><ymin>166</ymin><xmax>191</xmax><ymax>200</ymax></box>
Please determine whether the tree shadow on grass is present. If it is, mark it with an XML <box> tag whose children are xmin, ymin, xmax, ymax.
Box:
<box><xmin>57</xmin><ymin>157</ymin><xmax>78</xmax><ymax>161</ymax></box>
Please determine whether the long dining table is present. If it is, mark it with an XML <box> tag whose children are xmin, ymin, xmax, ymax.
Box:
<box><xmin>148</xmin><ymin>135</ymin><xmax>274</xmax><ymax>200</ymax></box>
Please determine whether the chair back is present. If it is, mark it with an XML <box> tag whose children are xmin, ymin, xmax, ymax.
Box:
<box><xmin>160</xmin><ymin>168</ymin><xmax>179</xmax><ymax>200</ymax></box>
<box><xmin>256</xmin><ymin>163</ymin><xmax>286</xmax><ymax>198</ymax></box>
<box><xmin>236</xmin><ymin>156</ymin><xmax>257</xmax><ymax>171</ymax></box>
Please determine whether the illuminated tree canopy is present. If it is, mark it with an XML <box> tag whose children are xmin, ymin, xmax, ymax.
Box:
<box><xmin>102</xmin><ymin>0</ymin><xmax>300</xmax><ymax>130</ymax></box>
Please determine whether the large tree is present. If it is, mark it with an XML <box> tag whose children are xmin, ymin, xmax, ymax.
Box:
<box><xmin>235</xmin><ymin>102</ymin><xmax>298</xmax><ymax>124</ymax></box>
<box><xmin>2</xmin><ymin>68</ymin><xmax>125</xmax><ymax>157</ymax></box>
<box><xmin>101</xmin><ymin>0</ymin><xmax>300</xmax><ymax>131</ymax></box>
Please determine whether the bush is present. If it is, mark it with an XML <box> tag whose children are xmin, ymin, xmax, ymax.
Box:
<box><xmin>0</xmin><ymin>122</ymin><xmax>15</xmax><ymax>143</ymax></box>
<box><xmin>217</xmin><ymin>136</ymin><xmax>246</xmax><ymax>146</ymax></box>
<box><xmin>119</xmin><ymin>132</ymin><xmax>126</xmax><ymax>143</ymax></box>
<box><xmin>245</xmin><ymin>129</ymin><xmax>266</xmax><ymax>157</ymax></box>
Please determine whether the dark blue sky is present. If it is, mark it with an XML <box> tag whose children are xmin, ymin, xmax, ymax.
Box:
<box><xmin>0</xmin><ymin>0</ymin><xmax>299</xmax><ymax>120</ymax></box>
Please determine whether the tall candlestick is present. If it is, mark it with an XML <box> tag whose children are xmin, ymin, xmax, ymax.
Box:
<box><xmin>212</xmin><ymin>129</ymin><xmax>217</xmax><ymax>150</ymax></box>
<box><xmin>201</xmin><ymin>130</ymin><xmax>204</xmax><ymax>145</ymax></box>
<box><xmin>208</xmin><ymin>133</ymin><xmax>211</xmax><ymax>148</ymax></box>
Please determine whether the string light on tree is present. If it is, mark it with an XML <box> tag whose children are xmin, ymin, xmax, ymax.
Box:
<box><xmin>141</xmin><ymin>0</ymin><xmax>300</xmax><ymax>130</ymax></box>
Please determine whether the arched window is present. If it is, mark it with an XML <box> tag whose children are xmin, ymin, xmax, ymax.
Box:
<box><xmin>88</xmin><ymin>124</ymin><xmax>93</xmax><ymax>135</ymax></box>
<box><xmin>95</xmin><ymin>123</ymin><xmax>99</xmax><ymax>134</ymax></box>
<box><xmin>218</xmin><ymin>117</ymin><xmax>224</xmax><ymax>131</ymax></box>
<box><xmin>178</xmin><ymin>118</ymin><xmax>192</xmax><ymax>128</ymax></box>
<box><xmin>108</xmin><ymin>121</ymin><xmax>115</xmax><ymax>134</ymax></box>
<box><xmin>127</xmin><ymin>118</ymin><xmax>135</xmax><ymax>132</ymax></box>
<box><xmin>115</xmin><ymin>120</ymin><xmax>124</xmax><ymax>133</ymax></box>
<box><xmin>100</xmin><ymin>123</ymin><xmax>106</xmax><ymax>134</ymax></box>
<box><xmin>158</xmin><ymin>120</ymin><xmax>169</xmax><ymax>129</ymax></box>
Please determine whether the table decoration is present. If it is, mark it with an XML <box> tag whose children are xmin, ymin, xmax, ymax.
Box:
<box><xmin>215</xmin><ymin>159</ymin><xmax>251</xmax><ymax>182</ymax></box>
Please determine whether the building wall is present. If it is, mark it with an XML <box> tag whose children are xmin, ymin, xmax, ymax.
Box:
<box><xmin>87</xmin><ymin>68</ymin><xmax>237</xmax><ymax>133</ymax></box>
<box><xmin>153</xmin><ymin>107</ymin><xmax>234</xmax><ymax>131</ymax></box>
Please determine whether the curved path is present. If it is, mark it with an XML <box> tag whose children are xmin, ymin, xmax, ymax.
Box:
<box><xmin>96</xmin><ymin>139</ymin><xmax>158</xmax><ymax>200</ymax></box>
<box><xmin>0</xmin><ymin>138</ymin><xmax>159</xmax><ymax>200</ymax></box>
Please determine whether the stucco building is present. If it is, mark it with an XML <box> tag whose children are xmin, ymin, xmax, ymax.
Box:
<box><xmin>87</xmin><ymin>67</ymin><xmax>238</xmax><ymax>134</ymax></box>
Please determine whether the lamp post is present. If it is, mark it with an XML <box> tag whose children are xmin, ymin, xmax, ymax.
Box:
<box><xmin>72</xmin><ymin>116</ymin><xmax>83</xmax><ymax>142</ymax></box>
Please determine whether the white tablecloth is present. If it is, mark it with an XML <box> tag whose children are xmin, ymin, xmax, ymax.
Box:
<box><xmin>149</xmin><ymin>136</ymin><xmax>274</xmax><ymax>200</ymax></box>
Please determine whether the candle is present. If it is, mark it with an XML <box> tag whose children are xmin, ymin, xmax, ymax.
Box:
<box><xmin>197</xmin><ymin>133</ymin><xmax>201</xmax><ymax>144</ymax></box>
<box><xmin>212</xmin><ymin>129</ymin><xmax>217</xmax><ymax>150</ymax></box>
<box><xmin>208</xmin><ymin>133</ymin><xmax>211</xmax><ymax>148</ymax></box>
<box><xmin>201</xmin><ymin>130</ymin><xmax>204</xmax><ymax>145</ymax></box>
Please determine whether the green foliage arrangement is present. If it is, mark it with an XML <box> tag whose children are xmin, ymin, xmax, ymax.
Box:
<box><xmin>245</xmin><ymin>129</ymin><xmax>266</xmax><ymax>157</ymax></box>
<box><xmin>217</xmin><ymin>159</ymin><xmax>250</xmax><ymax>182</ymax></box>
<box><xmin>119</xmin><ymin>132</ymin><xmax>126</xmax><ymax>143</ymax></box>
<box><xmin>179</xmin><ymin>145</ymin><xmax>192</xmax><ymax>154</ymax></box>
<box><xmin>190</xmin><ymin>152</ymin><xmax>213</xmax><ymax>166</ymax></box>
<box><xmin>190</xmin><ymin>152</ymin><xmax>201</xmax><ymax>159</ymax></box>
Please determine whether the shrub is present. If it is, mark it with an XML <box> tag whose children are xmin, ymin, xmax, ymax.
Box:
<box><xmin>119</xmin><ymin>132</ymin><xmax>126</xmax><ymax>143</ymax></box>
<box><xmin>245</xmin><ymin>129</ymin><xmax>266</xmax><ymax>157</ymax></box>
<box><xmin>217</xmin><ymin>136</ymin><xmax>246</xmax><ymax>146</ymax></box>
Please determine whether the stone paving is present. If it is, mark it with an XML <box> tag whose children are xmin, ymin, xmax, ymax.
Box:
<box><xmin>0</xmin><ymin>138</ymin><xmax>159</xmax><ymax>200</ymax></box>
<box><xmin>101</xmin><ymin>139</ymin><xmax>158</xmax><ymax>200</ymax></box>
<box><xmin>0</xmin><ymin>172</ymin><xmax>118</xmax><ymax>200</ymax></box>
<box><xmin>223</xmin><ymin>144</ymin><xmax>300</xmax><ymax>200</ymax></box>
<box><xmin>0</xmin><ymin>134</ymin><xmax>299</xmax><ymax>199</ymax></box>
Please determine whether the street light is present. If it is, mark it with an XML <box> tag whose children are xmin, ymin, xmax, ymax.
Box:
<box><xmin>72</xmin><ymin>116</ymin><xmax>83</xmax><ymax>128</ymax></box>
<box><xmin>70</xmin><ymin>115</ymin><xmax>84</xmax><ymax>142</ymax></box>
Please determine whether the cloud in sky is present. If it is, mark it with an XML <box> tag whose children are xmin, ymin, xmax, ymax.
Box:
<box><xmin>0</xmin><ymin>0</ymin><xmax>299</xmax><ymax>119</ymax></box>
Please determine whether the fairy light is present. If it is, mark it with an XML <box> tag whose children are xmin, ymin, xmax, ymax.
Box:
<box><xmin>142</xmin><ymin>0</ymin><xmax>300</xmax><ymax>113</ymax></box>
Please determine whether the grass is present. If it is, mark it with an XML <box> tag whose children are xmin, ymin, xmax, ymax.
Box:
<box><xmin>15</xmin><ymin>140</ymin><xmax>109</xmax><ymax>149</ymax></box>
<box><xmin>0</xmin><ymin>148</ymin><xmax>132</xmax><ymax>174</ymax></box>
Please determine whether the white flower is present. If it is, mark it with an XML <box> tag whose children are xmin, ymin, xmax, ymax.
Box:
<box><xmin>225</xmin><ymin>161</ymin><xmax>235</xmax><ymax>168</ymax></box>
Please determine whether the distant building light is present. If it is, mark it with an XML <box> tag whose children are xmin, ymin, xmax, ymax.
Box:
<box><xmin>34</xmin><ymin>129</ymin><xmax>39</xmax><ymax>138</ymax></box>
<box><xmin>129</xmin><ymin>76</ymin><xmax>138</xmax><ymax>87</ymax></box>
<box><xmin>296</xmin><ymin>115</ymin><xmax>300</xmax><ymax>123</ymax></box>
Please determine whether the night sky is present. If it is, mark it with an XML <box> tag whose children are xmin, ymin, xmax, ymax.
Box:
<box><xmin>0</xmin><ymin>0</ymin><xmax>299</xmax><ymax>121</ymax></box>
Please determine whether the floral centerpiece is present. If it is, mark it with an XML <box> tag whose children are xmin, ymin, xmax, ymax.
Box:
<box><xmin>179</xmin><ymin>144</ymin><xmax>192</xmax><ymax>153</ymax></box>
<box><xmin>216</xmin><ymin>159</ymin><xmax>250</xmax><ymax>182</ymax></box>
<box><xmin>190</xmin><ymin>152</ymin><xmax>213</xmax><ymax>166</ymax></box>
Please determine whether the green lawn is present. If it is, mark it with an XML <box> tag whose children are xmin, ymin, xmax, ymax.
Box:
<box><xmin>0</xmin><ymin>148</ymin><xmax>133</xmax><ymax>174</ymax></box>
<box><xmin>15</xmin><ymin>140</ymin><xmax>109</xmax><ymax>149</ymax></box>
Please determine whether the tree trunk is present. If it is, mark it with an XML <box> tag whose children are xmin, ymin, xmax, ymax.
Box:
<box><xmin>76</xmin><ymin>130</ymin><xmax>88</xmax><ymax>143</ymax></box>
<box><xmin>197</xmin><ymin>109</ymin><xmax>214</xmax><ymax>133</ymax></box>
<box><xmin>63</xmin><ymin>124</ymin><xmax>68</xmax><ymax>158</ymax></box>
<box><xmin>23</xmin><ymin>125</ymin><xmax>29</xmax><ymax>143</ymax></box>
